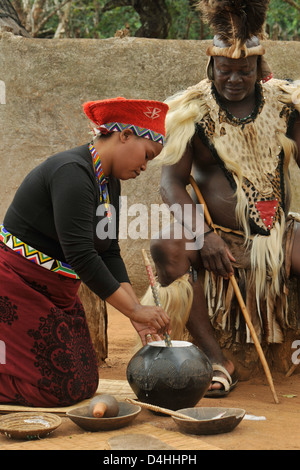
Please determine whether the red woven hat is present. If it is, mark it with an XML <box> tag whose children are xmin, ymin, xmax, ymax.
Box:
<box><xmin>83</xmin><ymin>97</ymin><xmax>169</xmax><ymax>145</ymax></box>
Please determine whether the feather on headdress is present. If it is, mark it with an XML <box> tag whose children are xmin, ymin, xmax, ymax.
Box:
<box><xmin>198</xmin><ymin>0</ymin><xmax>270</xmax><ymax>58</ymax></box>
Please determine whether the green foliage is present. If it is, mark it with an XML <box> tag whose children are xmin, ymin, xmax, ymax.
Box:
<box><xmin>166</xmin><ymin>0</ymin><xmax>196</xmax><ymax>39</ymax></box>
<box><xmin>11</xmin><ymin>0</ymin><xmax>300</xmax><ymax>40</ymax></box>
<box><xmin>69</xmin><ymin>1</ymin><xmax>140</xmax><ymax>39</ymax></box>
<box><xmin>95</xmin><ymin>8</ymin><xmax>140</xmax><ymax>39</ymax></box>
<box><xmin>267</xmin><ymin>0</ymin><xmax>300</xmax><ymax>39</ymax></box>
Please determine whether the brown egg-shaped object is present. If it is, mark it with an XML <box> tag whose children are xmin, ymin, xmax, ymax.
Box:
<box><xmin>88</xmin><ymin>395</ymin><xmax>119</xmax><ymax>418</ymax></box>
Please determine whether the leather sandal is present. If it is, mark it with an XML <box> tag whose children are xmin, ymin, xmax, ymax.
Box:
<box><xmin>205</xmin><ymin>364</ymin><xmax>238</xmax><ymax>398</ymax></box>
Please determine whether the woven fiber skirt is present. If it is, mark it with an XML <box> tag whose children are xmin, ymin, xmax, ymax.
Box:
<box><xmin>0</xmin><ymin>241</ymin><xmax>99</xmax><ymax>407</ymax></box>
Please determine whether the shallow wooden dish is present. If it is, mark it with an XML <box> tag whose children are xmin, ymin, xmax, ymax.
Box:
<box><xmin>172</xmin><ymin>407</ymin><xmax>246</xmax><ymax>435</ymax></box>
<box><xmin>66</xmin><ymin>402</ymin><xmax>141</xmax><ymax>432</ymax></box>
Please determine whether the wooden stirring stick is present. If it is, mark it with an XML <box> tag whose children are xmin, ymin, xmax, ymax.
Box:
<box><xmin>126</xmin><ymin>398</ymin><xmax>199</xmax><ymax>421</ymax></box>
<box><xmin>189</xmin><ymin>175</ymin><xmax>280</xmax><ymax>405</ymax></box>
<box><xmin>142</xmin><ymin>249</ymin><xmax>172</xmax><ymax>347</ymax></box>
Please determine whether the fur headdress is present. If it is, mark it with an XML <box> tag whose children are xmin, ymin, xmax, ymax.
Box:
<box><xmin>198</xmin><ymin>0</ymin><xmax>270</xmax><ymax>58</ymax></box>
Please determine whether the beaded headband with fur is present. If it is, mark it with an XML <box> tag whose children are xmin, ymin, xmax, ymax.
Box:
<box><xmin>197</xmin><ymin>1</ymin><xmax>273</xmax><ymax>82</ymax></box>
<box><xmin>197</xmin><ymin>0</ymin><xmax>270</xmax><ymax>58</ymax></box>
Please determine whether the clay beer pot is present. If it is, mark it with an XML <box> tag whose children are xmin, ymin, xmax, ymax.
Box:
<box><xmin>127</xmin><ymin>340</ymin><xmax>213</xmax><ymax>410</ymax></box>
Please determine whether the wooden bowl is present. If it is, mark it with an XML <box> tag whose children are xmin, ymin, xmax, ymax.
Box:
<box><xmin>66</xmin><ymin>402</ymin><xmax>141</xmax><ymax>431</ymax></box>
<box><xmin>172</xmin><ymin>407</ymin><xmax>246</xmax><ymax>435</ymax></box>
<box><xmin>0</xmin><ymin>412</ymin><xmax>62</xmax><ymax>440</ymax></box>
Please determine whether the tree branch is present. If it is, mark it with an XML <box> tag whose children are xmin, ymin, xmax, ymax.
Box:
<box><xmin>33</xmin><ymin>0</ymin><xmax>71</xmax><ymax>36</ymax></box>
<box><xmin>101</xmin><ymin>0</ymin><xmax>133</xmax><ymax>13</ymax></box>
<box><xmin>282</xmin><ymin>0</ymin><xmax>300</xmax><ymax>12</ymax></box>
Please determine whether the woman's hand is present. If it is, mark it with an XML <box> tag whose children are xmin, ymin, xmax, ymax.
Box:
<box><xmin>131</xmin><ymin>319</ymin><xmax>165</xmax><ymax>346</ymax></box>
<box><xmin>200</xmin><ymin>232</ymin><xmax>236</xmax><ymax>279</ymax></box>
<box><xmin>129</xmin><ymin>304</ymin><xmax>170</xmax><ymax>345</ymax></box>
<box><xmin>106</xmin><ymin>283</ymin><xmax>170</xmax><ymax>345</ymax></box>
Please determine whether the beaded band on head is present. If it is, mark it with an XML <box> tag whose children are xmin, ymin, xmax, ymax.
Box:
<box><xmin>83</xmin><ymin>97</ymin><xmax>169</xmax><ymax>146</ymax></box>
<box><xmin>97</xmin><ymin>122</ymin><xmax>165</xmax><ymax>146</ymax></box>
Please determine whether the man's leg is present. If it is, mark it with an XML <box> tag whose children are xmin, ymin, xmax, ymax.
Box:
<box><xmin>150</xmin><ymin>225</ymin><xmax>235</xmax><ymax>392</ymax></box>
<box><xmin>186</xmin><ymin>275</ymin><xmax>235</xmax><ymax>391</ymax></box>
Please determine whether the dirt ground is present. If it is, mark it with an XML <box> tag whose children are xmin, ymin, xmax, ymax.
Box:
<box><xmin>1</xmin><ymin>305</ymin><xmax>300</xmax><ymax>451</ymax></box>
<box><xmin>99</xmin><ymin>306</ymin><xmax>300</xmax><ymax>451</ymax></box>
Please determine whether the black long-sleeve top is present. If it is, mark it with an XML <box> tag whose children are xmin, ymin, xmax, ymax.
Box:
<box><xmin>4</xmin><ymin>143</ymin><xmax>130</xmax><ymax>299</ymax></box>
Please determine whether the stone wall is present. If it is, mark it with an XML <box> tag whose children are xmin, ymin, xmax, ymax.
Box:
<box><xmin>1</xmin><ymin>33</ymin><xmax>300</xmax><ymax>297</ymax></box>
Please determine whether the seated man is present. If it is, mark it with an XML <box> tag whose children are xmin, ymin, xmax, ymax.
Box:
<box><xmin>146</xmin><ymin>0</ymin><xmax>300</xmax><ymax>396</ymax></box>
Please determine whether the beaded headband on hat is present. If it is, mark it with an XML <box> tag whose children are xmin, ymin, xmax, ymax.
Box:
<box><xmin>83</xmin><ymin>97</ymin><xmax>169</xmax><ymax>146</ymax></box>
<box><xmin>206</xmin><ymin>51</ymin><xmax>273</xmax><ymax>84</ymax></box>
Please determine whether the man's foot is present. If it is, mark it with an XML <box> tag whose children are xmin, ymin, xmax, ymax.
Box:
<box><xmin>205</xmin><ymin>362</ymin><xmax>237</xmax><ymax>398</ymax></box>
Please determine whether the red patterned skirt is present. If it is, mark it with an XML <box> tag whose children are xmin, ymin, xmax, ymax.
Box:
<box><xmin>0</xmin><ymin>241</ymin><xmax>99</xmax><ymax>407</ymax></box>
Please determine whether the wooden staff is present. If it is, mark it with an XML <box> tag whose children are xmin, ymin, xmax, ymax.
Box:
<box><xmin>189</xmin><ymin>175</ymin><xmax>280</xmax><ymax>404</ymax></box>
<box><xmin>142</xmin><ymin>249</ymin><xmax>172</xmax><ymax>347</ymax></box>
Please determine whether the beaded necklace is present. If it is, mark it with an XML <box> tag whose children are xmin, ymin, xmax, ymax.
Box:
<box><xmin>89</xmin><ymin>142</ymin><xmax>112</xmax><ymax>223</ymax></box>
<box><xmin>211</xmin><ymin>82</ymin><xmax>264</xmax><ymax>127</ymax></box>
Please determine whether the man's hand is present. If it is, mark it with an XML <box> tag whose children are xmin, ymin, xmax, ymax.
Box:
<box><xmin>200</xmin><ymin>232</ymin><xmax>236</xmax><ymax>278</ymax></box>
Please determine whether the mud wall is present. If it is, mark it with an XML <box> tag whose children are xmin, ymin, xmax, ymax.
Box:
<box><xmin>1</xmin><ymin>33</ymin><xmax>300</xmax><ymax>296</ymax></box>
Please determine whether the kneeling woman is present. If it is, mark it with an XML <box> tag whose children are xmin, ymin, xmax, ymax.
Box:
<box><xmin>0</xmin><ymin>97</ymin><xmax>170</xmax><ymax>407</ymax></box>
